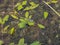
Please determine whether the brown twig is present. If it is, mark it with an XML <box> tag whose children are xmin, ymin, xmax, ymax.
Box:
<box><xmin>43</xmin><ymin>1</ymin><xmax>60</xmax><ymax>17</ymax></box>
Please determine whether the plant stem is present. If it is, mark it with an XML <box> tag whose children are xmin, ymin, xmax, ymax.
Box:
<box><xmin>43</xmin><ymin>1</ymin><xmax>60</xmax><ymax>17</ymax></box>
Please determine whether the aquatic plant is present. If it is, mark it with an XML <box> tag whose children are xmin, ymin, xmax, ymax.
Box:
<box><xmin>15</xmin><ymin>0</ymin><xmax>27</xmax><ymax>10</ymax></box>
<box><xmin>43</xmin><ymin>1</ymin><xmax>60</xmax><ymax>17</ymax></box>
<box><xmin>38</xmin><ymin>24</ymin><xmax>45</xmax><ymax>29</ymax></box>
<box><xmin>18</xmin><ymin>11</ymin><xmax>34</xmax><ymax>28</ymax></box>
<box><xmin>44</xmin><ymin>11</ymin><xmax>49</xmax><ymax>19</ymax></box>
<box><xmin>30</xmin><ymin>41</ymin><xmax>41</xmax><ymax>45</ymax></box>
<box><xmin>15</xmin><ymin>1</ymin><xmax>39</xmax><ymax>11</ymax></box>
<box><xmin>0</xmin><ymin>38</ymin><xmax>41</xmax><ymax>45</ymax></box>
<box><xmin>9</xmin><ymin>27</ymin><xmax>15</xmax><ymax>35</ymax></box>
<box><xmin>46</xmin><ymin>0</ymin><xmax>58</xmax><ymax>4</ymax></box>
<box><xmin>0</xmin><ymin>15</ymin><xmax>9</xmax><ymax>24</ymax></box>
<box><xmin>1</xmin><ymin>25</ymin><xmax>10</xmax><ymax>33</ymax></box>
<box><xmin>24</xmin><ymin>2</ymin><xmax>39</xmax><ymax>10</ymax></box>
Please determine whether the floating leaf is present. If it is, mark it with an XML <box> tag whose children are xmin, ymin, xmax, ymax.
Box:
<box><xmin>28</xmin><ymin>20</ymin><xmax>34</xmax><ymax>26</ymax></box>
<box><xmin>38</xmin><ymin>24</ymin><xmax>45</xmax><ymax>29</ymax></box>
<box><xmin>44</xmin><ymin>11</ymin><xmax>48</xmax><ymax>19</ymax></box>
<box><xmin>51</xmin><ymin>1</ymin><xmax>58</xmax><ymax>3</ymax></box>
<box><xmin>24</xmin><ymin>7</ymin><xmax>30</xmax><ymax>10</ymax></box>
<box><xmin>15</xmin><ymin>3</ymin><xmax>21</xmax><ymax>7</ymax></box>
<box><xmin>25</xmin><ymin>12</ymin><xmax>29</xmax><ymax>18</ymax></box>
<box><xmin>46</xmin><ymin>0</ymin><xmax>58</xmax><ymax>4</ymax></box>
<box><xmin>29</xmin><ymin>2</ymin><xmax>36</xmax><ymax>6</ymax></box>
<box><xmin>29</xmin><ymin>15</ymin><xmax>32</xmax><ymax>19</ymax></box>
<box><xmin>17</xmin><ymin>5</ymin><xmax>23</xmax><ymax>10</ymax></box>
<box><xmin>2</xmin><ymin>21</ymin><xmax>5</xmax><ymax>24</ymax></box>
<box><xmin>18</xmin><ymin>38</ymin><xmax>24</xmax><ymax>45</ymax></box>
<box><xmin>30</xmin><ymin>41</ymin><xmax>40</xmax><ymax>45</ymax></box>
<box><xmin>24</xmin><ymin>4</ymin><xmax>39</xmax><ymax>10</ymax></box>
<box><xmin>14</xmin><ymin>10</ymin><xmax>18</xmax><ymax>14</ymax></box>
<box><xmin>19</xmin><ymin>18</ymin><xmax>27</xmax><ymax>24</ymax></box>
<box><xmin>18</xmin><ymin>22</ymin><xmax>26</xmax><ymax>28</ymax></box>
<box><xmin>18</xmin><ymin>11</ymin><xmax>34</xmax><ymax>28</ymax></box>
<box><xmin>22</xmin><ymin>1</ymin><xmax>27</xmax><ymax>5</ymax></box>
<box><xmin>11</xmin><ymin>14</ymin><xmax>18</xmax><ymax>19</ymax></box>
<box><xmin>0</xmin><ymin>40</ymin><xmax>4</xmax><ymax>45</ymax></box>
<box><xmin>1</xmin><ymin>25</ymin><xmax>10</xmax><ymax>33</ymax></box>
<box><xmin>9</xmin><ymin>27</ymin><xmax>15</xmax><ymax>35</ymax></box>
<box><xmin>4</xmin><ymin>25</ymin><xmax>10</xmax><ymax>31</ymax></box>
<box><xmin>46</xmin><ymin>2</ymin><xmax>51</xmax><ymax>4</ymax></box>
<box><xmin>30</xmin><ymin>4</ymin><xmax>39</xmax><ymax>10</ymax></box>
<box><xmin>0</xmin><ymin>15</ymin><xmax>9</xmax><ymax>24</ymax></box>
<box><xmin>3</xmin><ymin>15</ymin><xmax>9</xmax><ymax>21</ymax></box>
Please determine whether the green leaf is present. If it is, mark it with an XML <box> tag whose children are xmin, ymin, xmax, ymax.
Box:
<box><xmin>29</xmin><ymin>2</ymin><xmax>36</xmax><ymax>6</ymax></box>
<box><xmin>18</xmin><ymin>22</ymin><xmax>26</xmax><ymax>28</ymax></box>
<box><xmin>25</xmin><ymin>12</ymin><xmax>29</xmax><ymax>18</ymax></box>
<box><xmin>24</xmin><ymin>4</ymin><xmax>39</xmax><ymax>10</ymax></box>
<box><xmin>38</xmin><ymin>24</ymin><xmax>45</xmax><ymax>29</ymax></box>
<box><xmin>0</xmin><ymin>15</ymin><xmax>9</xmax><ymax>24</ymax></box>
<box><xmin>44</xmin><ymin>11</ymin><xmax>48</xmax><ymax>19</ymax></box>
<box><xmin>19</xmin><ymin>18</ymin><xmax>27</xmax><ymax>24</ymax></box>
<box><xmin>0</xmin><ymin>40</ymin><xmax>4</xmax><ymax>45</ymax></box>
<box><xmin>17</xmin><ymin>5</ymin><xmax>23</xmax><ymax>10</ymax></box>
<box><xmin>9</xmin><ymin>43</ymin><xmax>14</xmax><ymax>45</ymax></box>
<box><xmin>46</xmin><ymin>0</ymin><xmax>58</xmax><ymax>4</ymax></box>
<box><xmin>2</xmin><ymin>21</ymin><xmax>5</xmax><ymax>24</ymax></box>
<box><xmin>4</xmin><ymin>25</ymin><xmax>10</xmax><ymax>31</ymax></box>
<box><xmin>15</xmin><ymin>3</ymin><xmax>21</xmax><ymax>7</ymax></box>
<box><xmin>11</xmin><ymin>14</ymin><xmax>18</xmax><ymax>19</ymax></box>
<box><xmin>1</xmin><ymin>25</ymin><xmax>10</xmax><ymax>33</ymax></box>
<box><xmin>9</xmin><ymin>27</ymin><xmax>15</xmax><ymax>35</ymax></box>
<box><xmin>29</xmin><ymin>2</ymin><xmax>39</xmax><ymax>9</ymax></box>
<box><xmin>30</xmin><ymin>41</ymin><xmax>40</xmax><ymax>45</ymax></box>
<box><xmin>29</xmin><ymin>15</ymin><xmax>32</xmax><ymax>19</ymax></box>
<box><xmin>30</xmin><ymin>4</ymin><xmax>39</xmax><ymax>10</ymax></box>
<box><xmin>24</xmin><ymin>7</ymin><xmax>30</xmax><ymax>10</ymax></box>
<box><xmin>18</xmin><ymin>38</ymin><xmax>24</xmax><ymax>45</ymax></box>
<box><xmin>51</xmin><ymin>1</ymin><xmax>58</xmax><ymax>3</ymax></box>
<box><xmin>28</xmin><ymin>20</ymin><xmax>34</xmax><ymax>26</ymax></box>
<box><xmin>22</xmin><ymin>1</ymin><xmax>27</xmax><ymax>5</ymax></box>
<box><xmin>46</xmin><ymin>2</ymin><xmax>51</xmax><ymax>4</ymax></box>
<box><xmin>3</xmin><ymin>15</ymin><xmax>9</xmax><ymax>21</ymax></box>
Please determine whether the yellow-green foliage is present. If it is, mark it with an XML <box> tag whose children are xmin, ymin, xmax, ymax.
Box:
<box><xmin>38</xmin><ymin>24</ymin><xmax>45</xmax><ymax>29</ymax></box>
<box><xmin>18</xmin><ymin>38</ymin><xmax>24</xmax><ymax>45</ymax></box>
<box><xmin>44</xmin><ymin>11</ymin><xmax>48</xmax><ymax>19</ymax></box>
<box><xmin>9</xmin><ymin>27</ymin><xmax>15</xmax><ymax>35</ymax></box>
<box><xmin>18</xmin><ymin>11</ymin><xmax>34</xmax><ymax>28</ymax></box>
<box><xmin>11</xmin><ymin>14</ymin><xmax>18</xmax><ymax>19</ymax></box>
<box><xmin>15</xmin><ymin>0</ymin><xmax>27</xmax><ymax>10</ymax></box>
<box><xmin>24</xmin><ymin>2</ymin><xmax>39</xmax><ymax>10</ymax></box>
<box><xmin>15</xmin><ymin>1</ymin><xmax>39</xmax><ymax>11</ymax></box>
<box><xmin>0</xmin><ymin>15</ymin><xmax>9</xmax><ymax>24</ymax></box>
<box><xmin>30</xmin><ymin>41</ymin><xmax>41</xmax><ymax>45</ymax></box>
<box><xmin>1</xmin><ymin>25</ymin><xmax>10</xmax><ymax>33</ymax></box>
<box><xmin>46</xmin><ymin>0</ymin><xmax>58</xmax><ymax>4</ymax></box>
